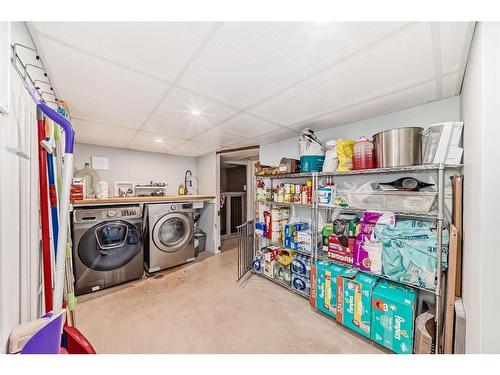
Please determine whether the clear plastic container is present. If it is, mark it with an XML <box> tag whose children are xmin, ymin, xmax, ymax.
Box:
<box><xmin>74</xmin><ymin>163</ymin><xmax>100</xmax><ymax>198</ymax></box>
<box><xmin>353</xmin><ymin>137</ymin><xmax>374</xmax><ymax>170</ymax></box>
<box><xmin>343</xmin><ymin>190</ymin><xmax>437</xmax><ymax>213</ymax></box>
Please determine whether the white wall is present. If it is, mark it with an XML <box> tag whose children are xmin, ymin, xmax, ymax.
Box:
<box><xmin>74</xmin><ymin>143</ymin><xmax>198</xmax><ymax>196</ymax></box>
<box><xmin>0</xmin><ymin>22</ymin><xmax>40</xmax><ymax>352</ymax></box>
<box><xmin>260</xmin><ymin>96</ymin><xmax>460</xmax><ymax>166</ymax></box>
<box><xmin>460</xmin><ymin>22</ymin><xmax>500</xmax><ymax>354</ymax></box>
<box><xmin>196</xmin><ymin>152</ymin><xmax>218</xmax><ymax>253</ymax></box>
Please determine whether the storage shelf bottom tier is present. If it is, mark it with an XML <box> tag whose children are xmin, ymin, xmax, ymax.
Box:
<box><xmin>256</xmin><ymin>272</ymin><xmax>310</xmax><ymax>300</ymax></box>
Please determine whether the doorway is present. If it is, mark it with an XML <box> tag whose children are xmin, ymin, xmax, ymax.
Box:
<box><xmin>217</xmin><ymin>146</ymin><xmax>259</xmax><ymax>252</ymax></box>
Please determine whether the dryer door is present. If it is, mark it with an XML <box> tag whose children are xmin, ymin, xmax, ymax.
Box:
<box><xmin>78</xmin><ymin>220</ymin><xmax>142</xmax><ymax>271</ymax></box>
<box><xmin>152</xmin><ymin>212</ymin><xmax>193</xmax><ymax>253</ymax></box>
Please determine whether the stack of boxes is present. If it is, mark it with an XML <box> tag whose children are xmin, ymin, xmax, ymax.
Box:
<box><xmin>326</xmin><ymin>215</ymin><xmax>358</xmax><ymax>266</ymax></box>
<box><xmin>311</xmin><ymin>260</ymin><xmax>352</xmax><ymax>320</ymax></box>
<box><xmin>310</xmin><ymin>259</ymin><xmax>417</xmax><ymax>354</ymax></box>
<box><xmin>371</xmin><ymin>279</ymin><xmax>417</xmax><ymax>354</ymax></box>
<box><xmin>336</xmin><ymin>272</ymin><xmax>379</xmax><ymax>338</ymax></box>
<box><xmin>263</xmin><ymin>246</ymin><xmax>280</xmax><ymax>278</ymax></box>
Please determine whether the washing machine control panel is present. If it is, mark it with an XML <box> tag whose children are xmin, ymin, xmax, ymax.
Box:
<box><xmin>107</xmin><ymin>210</ymin><xmax>117</xmax><ymax>218</ymax></box>
<box><xmin>121</xmin><ymin>208</ymin><xmax>137</xmax><ymax>217</ymax></box>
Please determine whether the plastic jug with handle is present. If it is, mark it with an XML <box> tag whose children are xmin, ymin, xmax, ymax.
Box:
<box><xmin>353</xmin><ymin>136</ymin><xmax>374</xmax><ymax>170</ymax></box>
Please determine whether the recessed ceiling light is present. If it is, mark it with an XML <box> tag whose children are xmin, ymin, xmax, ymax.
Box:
<box><xmin>155</xmin><ymin>139</ymin><xmax>163</xmax><ymax>143</ymax></box>
<box><xmin>190</xmin><ymin>110</ymin><xmax>201</xmax><ymax>116</ymax></box>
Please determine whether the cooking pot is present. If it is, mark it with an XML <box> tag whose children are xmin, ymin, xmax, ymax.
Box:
<box><xmin>373</xmin><ymin>127</ymin><xmax>423</xmax><ymax>168</ymax></box>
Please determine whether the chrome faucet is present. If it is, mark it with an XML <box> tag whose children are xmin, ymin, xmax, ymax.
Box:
<box><xmin>184</xmin><ymin>170</ymin><xmax>193</xmax><ymax>195</ymax></box>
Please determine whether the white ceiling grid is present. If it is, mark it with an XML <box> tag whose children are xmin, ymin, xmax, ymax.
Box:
<box><xmin>29</xmin><ymin>22</ymin><xmax>474</xmax><ymax>157</ymax></box>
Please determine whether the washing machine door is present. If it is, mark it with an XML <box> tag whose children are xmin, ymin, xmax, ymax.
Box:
<box><xmin>78</xmin><ymin>220</ymin><xmax>142</xmax><ymax>271</ymax></box>
<box><xmin>152</xmin><ymin>212</ymin><xmax>193</xmax><ymax>253</ymax></box>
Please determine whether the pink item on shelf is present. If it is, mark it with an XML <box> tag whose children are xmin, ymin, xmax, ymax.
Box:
<box><xmin>354</xmin><ymin>233</ymin><xmax>383</xmax><ymax>274</ymax></box>
<box><xmin>353</xmin><ymin>137</ymin><xmax>374</xmax><ymax>170</ymax></box>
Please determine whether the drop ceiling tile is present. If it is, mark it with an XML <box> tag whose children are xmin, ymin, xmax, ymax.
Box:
<box><xmin>170</xmin><ymin>140</ymin><xmax>219</xmax><ymax>157</ymax></box>
<box><xmin>72</xmin><ymin>119</ymin><xmax>137</xmax><ymax>148</ymax></box>
<box><xmin>129</xmin><ymin>131</ymin><xmax>185</xmax><ymax>153</ymax></box>
<box><xmin>249</xmin><ymin>81</ymin><xmax>330</xmax><ymax>126</ymax></box>
<box><xmin>143</xmin><ymin>87</ymin><xmax>237</xmax><ymax>138</ymax></box>
<box><xmin>192</xmin><ymin>127</ymin><xmax>244</xmax><ymax>147</ymax></box>
<box><xmin>301</xmin><ymin>23</ymin><xmax>435</xmax><ymax>115</ymax></box>
<box><xmin>179</xmin><ymin>23</ymin><xmax>307</xmax><ymax>109</ymax></box>
<box><xmin>289</xmin><ymin>80</ymin><xmax>437</xmax><ymax>132</ymax></box>
<box><xmin>36</xmin><ymin>35</ymin><xmax>169</xmax><ymax>128</ymax></box>
<box><xmin>216</xmin><ymin>113</ymin><xmax>281</xmax><ymax>137</ymax></box>
<box><xmin>251</xmin><ymin>127</ymin><xmax>298</xmax><ymax>145</ymax></box>
<box><xmin>63</xmin><ymin>89</ymin><xmax>150</xmax><ymax>128</ymax></box>
<box><xmin>231</xmin><ymin>127</ymin><xmax>298</xmax><ymax>147</ymax></box>
<box><xmin>256</xmin><ymin>22</ymin><xmax>410</xmax><ymax>75</ymax></box>
<box><xmin>32</xmin><ymin>22</ymin><xmax>215</xmax><ymax>81</ymax></box>
<box><xmin>251</xmin><ymin>23</ymin><xmax>436</xmax><ymax>127</ymax></box>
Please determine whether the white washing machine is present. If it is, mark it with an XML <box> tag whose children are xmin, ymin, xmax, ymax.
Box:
<box><xmin>144</xmin><ymin>202</ymin><xmax>195</xmax><ymax>273</ymax></box>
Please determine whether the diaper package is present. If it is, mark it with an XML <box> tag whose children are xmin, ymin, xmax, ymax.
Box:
<box><xmin>310</xmin><ymin>260</ymin><xmax>348</xmax><ymax>319</ymax></box>
<box><xmin>371</xmin><ymin>279</ymin><xmax>417</xmax><ymax>354</ymax></box>
<box><xmin>337</xmin><ymin>271</ymin><xmax>378</xmax><ymax>338</ymax></box>
<box><xmin>353</xmin><ymin>212</ymin><xmax>391</xmax><ymax>274</ymax></box>
<box><xmin>354</xmin><ymin>233</ymin><xmax>383</xmax><ymax>274</ymax></box>
<box><xmin>376</xmin><ymin>220</ymin><xmax>449</xmax><ymax>289</ymax></box>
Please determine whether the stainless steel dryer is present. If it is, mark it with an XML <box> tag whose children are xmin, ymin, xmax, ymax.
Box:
<box><xmin>144</xmin><ymin>202</ymin><xmax>195</xmax><ymax>273</ymax></box>
<box><xmin>72</xmin><ymin>205</ymin><xmax>144</xmax><ymax>295</ymax></box>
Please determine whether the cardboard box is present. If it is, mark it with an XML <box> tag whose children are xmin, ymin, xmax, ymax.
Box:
<box><xmin>263</xmin><ymin>260</ymin><xmax>275</xmax><ymax>278</ymax></box>
<box><xmin>278</xmin><ymin>158</ymin><xmax>300</xmax><ymax>174</ymax></box>
<box><xmin>311</xmin><ymin>261</ymin><xmax>350</xmax><ymax>319</ymax></box>
<box><xmin>264</xmin><ymin>247</ymin><xmax>280</xmax><ymax>262</ymax></box>
<box><xmin>327</xmin><ymin>235</ymin><xmax>355</xmax><ymax>265</ymax></box>
<box><xmin>337</xmin><ymin>271</ymin><xmax>378</xmax><ymax>338</ymax></box>
<box><xmin>371</xmin><ymin>279</ymin><xmax>417</xmax><ymax>354</ymax></box>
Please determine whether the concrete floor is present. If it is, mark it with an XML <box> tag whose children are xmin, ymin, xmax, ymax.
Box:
<box><xmin>75</xmin><ymin>243</ymin><xmax>385</xmax><ymax>354</ymax></box>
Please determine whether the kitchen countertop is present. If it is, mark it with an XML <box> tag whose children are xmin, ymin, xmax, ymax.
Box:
<box><xmin>72</xmin><ymin>195</ymin><xmax>216</xmax><ymax>207</ymax></box>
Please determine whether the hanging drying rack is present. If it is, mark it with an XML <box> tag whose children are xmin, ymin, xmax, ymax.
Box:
<box><xmin>11</xmin><ymin>42</ymin><xmax>60</xmax><ymax>108</ymax></box>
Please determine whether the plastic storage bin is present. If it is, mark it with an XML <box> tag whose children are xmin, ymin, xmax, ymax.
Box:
<box><xmin>343</xmin><ymin>190</ymin><xmax>437</xmax><ymax>213</ymax></box>
<box><xmin>300</xmin><ymin>155</ymin><xmax>325</xmax><ymax>172</ymax></box>
<box><xmin>194</xmin><ymin>229</ymin><xmax>206</xmax><ymax>255</ymax></box>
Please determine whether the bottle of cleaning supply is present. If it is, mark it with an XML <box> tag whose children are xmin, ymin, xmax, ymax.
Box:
<box><xmin>178</xmin><ymin>183</ymin><xmax>185</xmax><ymax>195</ymax></box>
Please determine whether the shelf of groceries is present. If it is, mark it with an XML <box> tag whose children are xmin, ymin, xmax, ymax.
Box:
<box><xmin>257</xmin><ymin>163</ymin><xmax>462</xmax><ymax>179</ymax></box>
<box><xmin>250</xmin><ymin>126</ymin><xmax>464</xmax><ymax>354</ymax></box>
<box><xmin>256</xmin><ymin>223</ymin><xmax>440</xmax><ymax>295</ymax></box>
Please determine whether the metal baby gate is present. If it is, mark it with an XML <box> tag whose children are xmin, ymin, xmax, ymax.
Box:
<box><xmin>236</xmin><ymin>220</ymin><xmax>254</xmax><ymax>281</ymax></box>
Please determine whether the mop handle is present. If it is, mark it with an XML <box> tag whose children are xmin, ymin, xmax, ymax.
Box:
<box><xmin>37</xmin><ymin>102</ymin><xmax>74</xmax><ymax>316</ymax></box>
